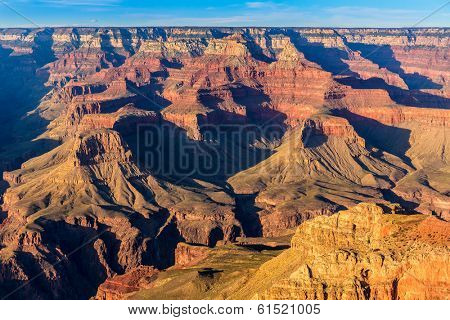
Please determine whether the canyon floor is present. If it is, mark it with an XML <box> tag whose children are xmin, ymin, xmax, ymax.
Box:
<box><xmin>0</xmin><ymin>27</ymin><xmax>448</xmax><ymax>299</ymax></box>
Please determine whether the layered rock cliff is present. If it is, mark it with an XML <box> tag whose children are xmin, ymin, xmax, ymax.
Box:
<box><xmin>231</xmin><ymin>203</ymin><xmax>450</xmax><ymax>300</ymax></box>
<box><xmin>0</xmin><ymin>27</ymin><xmax>448</xmax><ymax>299</ymax></box>
<box><xmin>0</xmin><ymin>129</ymin><xmax>241</xmax><ymax>298</ymax></box>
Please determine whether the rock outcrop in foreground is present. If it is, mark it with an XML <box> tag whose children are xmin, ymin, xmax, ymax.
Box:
<box><xmin>232</xmin><ymin>203</ymin><xmax>450</xmax><ymax>300</ymax></box>
<box><xmin>101</xmin><ymin>203</ymin><xmax>449</xmax><ymax>300</ymax></box>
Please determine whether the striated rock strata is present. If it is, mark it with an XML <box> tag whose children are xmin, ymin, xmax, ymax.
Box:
<box><xmin>0</xmin><ymin>27</ymin><xmax>448</xmax><ymax>299</ymax></box>
<box><xmin>232</xmin><ymin>203</ymin><xmax>450</xmax><ymax>300</ymax></box>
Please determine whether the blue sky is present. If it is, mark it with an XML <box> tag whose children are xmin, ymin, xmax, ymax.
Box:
<box><xmin>0</xmin><ymin>0</ymin><xmax>449</xmax><ymax>28</ymax></box>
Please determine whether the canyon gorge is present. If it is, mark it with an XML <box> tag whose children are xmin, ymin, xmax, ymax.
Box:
<box><xmin>0</xmin><ymin>27</ymin><xmax>448</xmax><ymax>299</ymax></box>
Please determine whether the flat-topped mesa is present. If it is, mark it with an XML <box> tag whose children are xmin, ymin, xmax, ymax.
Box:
<box><xmin>52</xmin><ymin>81</ymin><xmax>108</xmax><ymax>103</ymax></box>
<box><xmin>258</xmin><ymin>56</ymin><xmax>333</xmax><ymax>125</ymax></box>
<box><xmin>301</xmin><ymin>115</ymin><xmax>365</xmax><ymax>145</ymax></box>
<box><xmin>71</xmin><ymin>80</ymin><xmax>129</xmax><ymax>103</ymax></box>
<box><xmin>71</xmin><ymin>129</ymin><xmax>133</xmax><ymax>166</ymax></box>
<box><xmin>78</xmin><ymin>105</ymin><xmax>159</xmax><ymax>134</ymax></box>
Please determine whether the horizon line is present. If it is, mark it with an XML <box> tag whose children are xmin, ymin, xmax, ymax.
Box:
<box><xmin>0</xmin><ymin>25</ymin><xmax>449</xmax><ymax>29</ymax></box>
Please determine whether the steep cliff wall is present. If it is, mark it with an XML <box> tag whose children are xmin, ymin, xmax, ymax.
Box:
<box><xmin>232</xmin><ymin>203</ymin><xmax>450</xmax><ymax>300</ymax></box>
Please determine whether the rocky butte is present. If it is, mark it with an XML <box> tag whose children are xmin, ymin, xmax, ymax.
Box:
<box><xmin>0</xmin><ymin>27</ymin><xmax>448</xmax><ymax>299</ymax></box>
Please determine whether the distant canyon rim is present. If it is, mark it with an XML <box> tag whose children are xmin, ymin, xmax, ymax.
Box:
<box><xmin>0</xmin><ymin>27</ymin><xmax>448</xmax><ymax>299</ymax></box>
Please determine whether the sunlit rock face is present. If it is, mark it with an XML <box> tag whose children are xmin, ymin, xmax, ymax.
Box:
<box><xmin>0</xmin><ymin>27</ymin><xmax>448</xmax><ymax>299</ymax></box>
<box><xmin>231</xmin><ymin>203</ymin><xmax>450</xmax><ymax>300</ymax></box>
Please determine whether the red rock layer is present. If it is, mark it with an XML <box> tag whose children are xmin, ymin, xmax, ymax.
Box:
<box><xmin>0</xmin><ymin>27</ymin><xmax>448</xmax><ymax>300</ymax></box>
<box><xmin>95</xmin><ymin>266</ymin><xmax>159</xmax><ymax>300</ymax></box>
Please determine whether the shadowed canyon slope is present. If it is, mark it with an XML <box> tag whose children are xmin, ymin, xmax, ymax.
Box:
<box><xmin>0</xmin><ymin>27</ymin><xmax>448</xmax><ymax>299</ymax></box>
